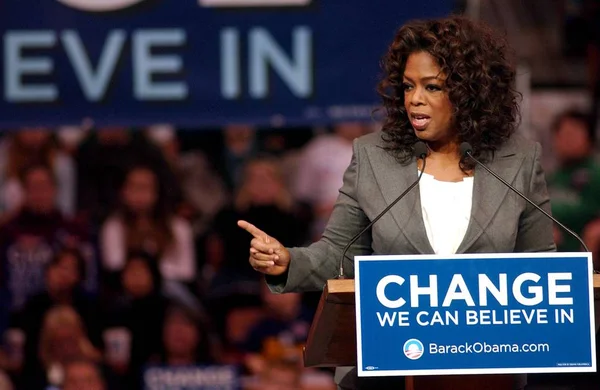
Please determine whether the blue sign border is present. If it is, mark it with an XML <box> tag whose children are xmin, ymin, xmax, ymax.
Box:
<box><xmin>354</xmin><ymin>252</ymin><xmax>596</xmax><ymax>377</ymax></box>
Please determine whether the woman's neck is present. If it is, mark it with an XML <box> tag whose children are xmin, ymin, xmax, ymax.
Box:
<box><xmin>426</xmin><ymin>138</ymin><xmax>460</xmax><ymax>157</ymax></box>
<box><xmin>419</xmin><ymin>142</ymin><xmax>472</xmax><ymax>182</ymax></box>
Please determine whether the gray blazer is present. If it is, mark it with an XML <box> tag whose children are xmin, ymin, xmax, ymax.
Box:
<box><xmin>268</xmin><ymin>131</ymin><xmax>555</xmax><ymax>388</ymax></box>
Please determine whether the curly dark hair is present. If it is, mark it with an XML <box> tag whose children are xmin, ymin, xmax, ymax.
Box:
<box><xmin>377</xmin><ymin>15</ymin><xmax>520</xmax><ymax>170</ymax></box>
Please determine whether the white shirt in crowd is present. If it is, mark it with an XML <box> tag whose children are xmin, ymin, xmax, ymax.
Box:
<box><xmin>100</xmin><ymin>216</ymin><xmax>196</xmax><ymax>282</ymax></box>
<box><xmin>292</xmin><ymin>133</ymin><xmax>354</xmax><ymax>206</ymax></box>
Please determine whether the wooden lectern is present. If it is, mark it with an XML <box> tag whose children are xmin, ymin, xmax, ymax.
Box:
<box><xmin>303</xmin><ymin>277</ymin><xmax>600</xmax><ymax>390</ymax></box>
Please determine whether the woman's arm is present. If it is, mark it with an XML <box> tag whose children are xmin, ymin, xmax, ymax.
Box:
<box><xmin>267</xmin><ymin>137</ymin><xmax>372</xmax><ymax>293</ymax></box>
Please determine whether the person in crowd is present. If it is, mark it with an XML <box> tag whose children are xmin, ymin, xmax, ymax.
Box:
<box><xmin>61</xmin><ymin>359</ymin><xmax>106</xmax><ymax>390</ymax></box>
<box><xmin>583</xmin><ymin>0</ymin><xmax>600</xmax><ymax>136</ymax></box>
<box><xmin>205</xmin><ymin>156</ymin><xmax>309</xmax><ymax>337</ymax></box>
<box><xmin>146</xmin><ymin>124</ymin><xmax>229</xmax><ymax>237</ymax></box>
<box><xmin>16</xmin><ymin>247</ymin><xmax>100</xmax><ymax>379</ymax></box>
<box><xmin>292</xmin><ymin>122</ymin><xmax>370</xmax><ymax>240</ymax></box>
<box><xmin>19</xmin><ymin>305</ymin><xmax>101</xmax><ymax>389</ymax></box>
<box><xmin>151</xmin><ymin>303</ymin><xmax>217</xmax><ymax>367</ymax></box>
<box><xmin>239</xmin><ymin>15</ymin><xmax>555</xmax><ymax>390</ymax></box>
<box><xmin>76</xmin><ymin>126</ymin><xmax>180</xmax><ymax>224</ymax></box>
<box><xmin>208</xmin><ymin>156</ymin><xmax>308</xmax><ymax>286</ymax></box>
<box><xmin>248</xmin><ymin>354</ymin><xmax>303</xmax><ymax>390</ymax></box>
<box><xmin>102</xmin><ymin>251</ymin><xmax>168</xmax><ymax>388</ymax></box>
<box><xmin>241</xmin><ymin>282</ymin><xmax>312</xmax><ymax>354</ymax></box>
<box><xmin>100</xmin><ymin>165</ymin><xmax>196</xmax><ymax>285</ymax></box>
<box><xmin>0</xmin><ymin>164</ymin><xmax>95</xmax><ymax>317</ymax></box>
<box><xmin>546</xmin><ymin>109</ymin><xmax>600</xmax><ymax>251</ymax></box>
<box><xmin>583</xmin><ymin>215</ymin><xmax>600</xmax><ymax>273</ymax></box>
<box><xmin>214</xmin><ymin>124</ymin><xmax>259</xmax><ymax>191</ymax></box>
<box><xmin>243</xmin><ymin>337</ymin><xmax>315</xmax><ymax>390</ymax></box>
<box><xmin>0</xmin><ymin>369</ymin><xmax>13</xmax><ymax>390</ymax></box>
<box><xmin>0</xmin><ymin>128</ymin><xmax>75</xmax><ymax>217</ymax></box>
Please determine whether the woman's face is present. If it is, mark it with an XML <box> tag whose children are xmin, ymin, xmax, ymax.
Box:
<box><xmin>403</xmin><ymin>51</ymin><xmax>454</xmax><ymax>146</ymax></box>
<box><xmin>63</xmin><ymin>362</ymin><xmax>105</xmax><ymax>390</ymax></box>
<box><xmin>554</xmin><ymin>117</ymin><xmax>591</xmax><ymax>163</ymax></box>
<box><xmin>122</xmin><ymin>169</ymin><xmax>158</xmax><ymax>214</ymax></box>
<box><xmin>47</xmin><ymin>254</ymin><xmax>81</xmax><ymax>293</ymax></box>
<box><xmin>243</xmin><ymin>162</ymin><xmax>282</xmax><ymax>205</ymax></box>
<box><xmin>163</xmin><ymin>312</ymin><xmax>199</xmax><ymax>358</ymax></box>
<box><xmin>50</xmin><ymin>326</ymin><xmax>83</xmax><ymax>361</ymax></box>
<box><xmin>122</xmin><ymin>258</ymin><xmax>154</xmax><ymax>298</ymax></box>
<box><xmin>24</xmin><ymin>167</ymin><xmax>57</xmax><ymax>213</ymax></box>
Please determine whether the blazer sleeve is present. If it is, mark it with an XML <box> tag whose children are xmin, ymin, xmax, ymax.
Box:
<box><xmin>267</xmin><ymin>138</ymin><xmax>373</xmax><ymax>293</ymax></box>
<box><xmin>514</xmin><ymin>142</ymin><xmax>556</xmax><ymax>253</ymax></box>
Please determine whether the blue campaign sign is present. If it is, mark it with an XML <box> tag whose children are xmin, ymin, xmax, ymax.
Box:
<box><xmin>354</xmin><ymin>252</ymin><xmax>596</xmax><ymax>377</ymax></box>
<box><xmin>143</xmin><ymin>365</ymin><xmax>240</xmax><ymax>390</ymax></box>
<box><xmin>0</xmin><ymin>0</ymin><xmax>452</xmax><ymax>128</ymax></box>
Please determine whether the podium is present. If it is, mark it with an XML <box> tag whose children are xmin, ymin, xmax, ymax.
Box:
<box><xmin>303</xmin><ymin>275</ymin><xmax>600</xmax><ymax>390</ymax></box>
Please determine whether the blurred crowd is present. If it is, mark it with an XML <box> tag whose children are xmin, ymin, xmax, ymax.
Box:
<box><xmin>0</xmin><ymin>121</ymin><xmax>372</xmax><ymax>390</ymax></box>
<box><xmin>0</xmin><ymin>112</ymin><xmax>600</xmax><ymax>390</ymax></box>
<box><xmin>0</xmin><ymin>2</ymin><xmax>600</xmax><ymax>390</ymax></box>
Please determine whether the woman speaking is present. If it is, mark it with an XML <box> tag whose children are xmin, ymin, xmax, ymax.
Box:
<box><xmin>239</xmin><ymin>15</ymin><xmax>555</xmax><ymax>390</ymax></box>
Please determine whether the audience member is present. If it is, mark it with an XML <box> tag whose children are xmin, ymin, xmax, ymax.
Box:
<box><xmin>102</xmin><ymin>252</ymin><xmax>168</xmax><ymax>388</ymax></box>
<box><xmin>20</xmin><ymin>305</ymin><xmax>101</xmax><ymax>389</ymax></box>
<box><xmin>292</xmin><ymin>122</ymin><xmax>369</xmax><ymax>239</ymax></box>
<box><xmin>153</xmin><ymin>303</ymin><xmax>218</xmax><ymax>366</ymax></box>
<box><xmin>0</xmin><ymin>164</ymin><xmax>95</xmax><ymax>315</ymax></box>
<box><xmin>76</xmin><ymin>126</ymin><xmax>180</xmax><ymax>224</ymax></box>
<box><xmin>584</xmin><ymin>0</ymin><xmax>600</xmax><ymax>135</ymax></box>
<box><xmin>0</xmin><ymin>129</ymin><xmax>75</xmax><ymax>217</ymax></box>
<box><xmin>61</xmin><ymin>359</ymin><xmax>106</xmax><ymax>390</ymax></box>
<box><xmin>0</xmin><ymin>369</ymin><xmax>13</xmax><ymax>390</ymax></box>
<box><xmin>17</xmin><ymin>248</ymin><xmax>101</xmax><ymax>378</ymax></box>
<box><xmin>100</xmin><ymin>165</ymin><xmax>196</xmax><ymax>284</ymax></box>
<box><xmin>242</xmin><ymin>282</ymin><xmax>312</xmax><ymax>354</ymax></box>
<box><xmin>214</xmin><ymin>124</ymin><xmax>259</xmax><ymax>191</ymax></box>
<box><xmin>146</xmin><ymin>124</ymin><xmax>229</xmax><ymax>236</ymax></box>
<box><xmin>546</xmin><ymin>109</ymin><xmax>600</xmax><ymax>251</ymax></box>
<box><xmin>206</xmin><ymin>156</ymin><xmax>307</xmax><ymax>306</ymax></box>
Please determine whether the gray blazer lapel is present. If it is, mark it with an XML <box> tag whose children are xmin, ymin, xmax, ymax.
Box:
<box><xmin>364</xmin><ymin>145</ymin><xmax>434</xmax><ymax>254</ymax></box>
<box><xmin>456</xmin><ymin>149</ymin><xmax>525</xmax><ymax>253</ymax></box>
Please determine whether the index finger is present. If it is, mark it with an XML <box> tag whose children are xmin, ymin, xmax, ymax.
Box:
<box><xmin>237</xmin><ymin>220</ymin><xmax>268</xmax><ymax>240</ymax></box>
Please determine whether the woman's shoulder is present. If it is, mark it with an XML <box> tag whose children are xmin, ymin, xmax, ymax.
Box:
<box><xmin>496</xmin><ymin>133</ymin><xmax>541</xmax><ymax>157</ymax></box>
<box><xmin>354</xmin><ymin>130</ymin><xmax>386</xmax><ymax>149</ymax></box>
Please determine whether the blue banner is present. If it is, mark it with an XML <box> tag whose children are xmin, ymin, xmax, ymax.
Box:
<box><xmin>143</xmin><ymin>365</ymin><xmax>239</xmax><ymax>390</ymax></box>
<box><xmin>0</xmin><ymin>0</ymin><xmax>452</xmax><ymax>128</ymax></box>
<box><xmin>354</xmin><ymin>253</ymin><xmax>596</xmax><ymax>376</ymax></box>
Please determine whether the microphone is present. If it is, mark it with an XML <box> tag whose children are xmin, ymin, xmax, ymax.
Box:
<box><xmin>337</xmin><ymin>141</ymin><xmax>429</xmax><ymax>279</ymax></box>
<box><xmin>459</xmin><ymin>142</ymin><xmax>591</xmax><ymax>254</ymax></box>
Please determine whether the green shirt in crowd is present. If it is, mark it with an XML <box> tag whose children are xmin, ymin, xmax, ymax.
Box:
<box><xmin>547</xmin><ymin>156</ymin><xmax>600</xmax><ymax>251</ymax></box>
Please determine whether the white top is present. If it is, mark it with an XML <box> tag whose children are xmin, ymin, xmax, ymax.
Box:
<box><xmin>418</xmin><ymin>171</ymin><xmax>474</xmax><ymax>255</ymax></box>
<box><xmin>100</xmin><ymin>215</ymin><xmax>196</xmax><ymax>282</ymax></box>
